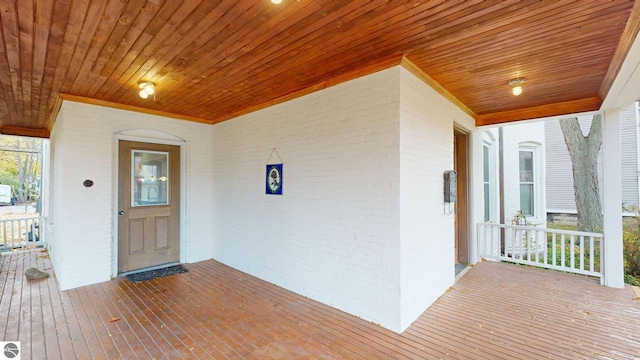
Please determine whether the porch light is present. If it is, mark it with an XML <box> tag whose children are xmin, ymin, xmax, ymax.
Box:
<box><xmin>508</xmin><ymin>78</ymin><xmax>526</xmax><ymax>96</ymax></box>
<box><xmin>271</xmin><ymin>0</ymin><xmax>282</xmax><ymax>3</ymax></box>
<box><xmin>138</xmin><ymin>81</ymin><xmax>155</xmax><ymax>99</ymax></box>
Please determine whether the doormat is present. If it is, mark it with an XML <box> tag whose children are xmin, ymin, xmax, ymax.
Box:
<box><xmin>126</xmin><ymin>265</ymin><xmax>188</xmax><ymax>283</ymax></box>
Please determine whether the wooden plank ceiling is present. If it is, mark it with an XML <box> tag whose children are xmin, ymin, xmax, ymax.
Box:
<box><xmin>0</xmin><ymin>0</ymin><xmax>638</xmax><ymax>138</ymax></box>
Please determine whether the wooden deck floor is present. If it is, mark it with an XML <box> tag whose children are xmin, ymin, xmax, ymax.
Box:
<box><xmin>1</xmin><ymin>248</ymin><xmax>639</xmax><ymax>359</ymax></box>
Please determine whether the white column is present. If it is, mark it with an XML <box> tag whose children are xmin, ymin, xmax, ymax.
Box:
<box><xmin>602</xmin><ymin>109</ymin><xmax>624</xmax><ymax>288</ymax></box>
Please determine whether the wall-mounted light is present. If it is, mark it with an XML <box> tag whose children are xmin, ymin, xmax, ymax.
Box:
<box><xmin>138</xmin><ymin>81</ymin><xmax>155</xmax><ymax>99</ymax></box>
<box><xmin>508</xmin><ymin>78</ymin><xmax>526</xmax><ymax>96</ymax></box>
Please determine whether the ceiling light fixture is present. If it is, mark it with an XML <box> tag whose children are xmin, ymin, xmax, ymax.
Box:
<box><xmin>508</xmin><ymin>78</ymin><xmax>526</xmax><ymax>96</ymax></box>
<box><xmin>271</xmin><ymin>0</ymin><xmax>282</xmax><ymax>3</ymax></box>
<box><xmin>138</xmin><ymin>81</ymin><xmax>155</xmax><ymax>99</ymax></box>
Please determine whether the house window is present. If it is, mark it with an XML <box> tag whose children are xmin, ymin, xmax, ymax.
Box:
<box><xmin>519</xmin><ymin>149</ymin><xmax>535</xmax><ymax>216</ymax></box>
<box><xmin>483</xmin><ymin>144</ymin><xmax>491</xmax><ymax>222</ymax></box>
<box><xmin>482</xmin><ymin>131</ymin><xmax>497</xmax><ymax>222</ymax></box>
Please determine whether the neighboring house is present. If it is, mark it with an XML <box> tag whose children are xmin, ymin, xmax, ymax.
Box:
<box><xmin>482</xmin><ymin>123</ymin><xmax>547</xmax><ymax>227</ymax></box>
<box><xmin>486</xmin><ymin>101</ymin><xmax>640</xmax><ymax>229</ymax></box>
<box><xmin>545</xmin><ymin>102</ymin><xmax>640</xmax><ymax>221</ymax></box>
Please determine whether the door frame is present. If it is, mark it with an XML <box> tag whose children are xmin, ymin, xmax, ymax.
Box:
<box><xmin>112</xmin><ymin>132</ymin><xmax>187</xmax><ymax>278</ymax></box>
<box><xmin>453</xmin><ymin>126</ymin><xmax>470</xmax><ymax>265</ymax></box>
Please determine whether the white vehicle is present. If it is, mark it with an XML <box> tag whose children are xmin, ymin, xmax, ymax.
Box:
<box><xmin>0</xmin><ymin>184</ymin><xmax>13</xmax><ymax>205</ymax></box>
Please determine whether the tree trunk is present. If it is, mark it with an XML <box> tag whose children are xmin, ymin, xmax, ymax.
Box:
<box><xmin>559</xmin><ymin>115</ymin><xmax>603</xmax><ymax>232</ymax></box>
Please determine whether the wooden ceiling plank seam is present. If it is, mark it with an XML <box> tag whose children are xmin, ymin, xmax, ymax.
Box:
<box><xmin>381</xmin><ymin>9</ymin><xmax>631</xmax><ymax>113</ymax></box>
<box><xmin>167</xmin><ymin>0</ymin><xmax>409</xmax><ymax>100</ymax></box>
<box><xmin>196</xmin><ymin>46</ymin><xmax>407</xmax><ymax>120</ymax></box>
<box><xmin>81</xmin><ymin>0</ymin><xmax>148</xmax><ymax>95</ymax></box>
<box><xmin>225</xmin><ymin>3</ymin><xmax>524</xmax><ymax>106</ymax></box>
<box><xmin>419</xmin><ymin>0</ymin><xmax>613</xmax><ymax>53</ymax></box>
<box><xmin>149</xmin><ymin>0</ymin><xmax>266</xmax><ymax>85</ymax></box>
<box><xmin>128</xmin><ymin>0</ymin><xmax>238</xmax><ymax>84</ymax></box>
<box><xmin>118</xmin><ymin>0</ymin><xmax>348</xmax><ymax>113</ymax></box>
<box><xmin>288</xmin><ymin>1</ymin><xmax>544</xmax><ymax>81</ymax></box>
<box><xmin>175</xmin><ymin>1</ymin><xmax>428</xmax><ymax>116</ymax></box>
<box><xmin>0</xmin><ymin>5</ymin><xmax>19</xmax><ymax>125</ymax></box>
<box><xmin>99</xmin><ymin>0</ymin><xmax>199</xmax><ymax>98</ymax></box>
<box><xmin>57</xmin><ymin>0</ymin><xmax>108</xmax><ymax>94</ymax></box>
<box><xmin>185</xmin><ymin>0</ymin><xmax>464</xmax><ymax>112</ymax></box>
<box><xmin>68</xmin><ymin>0</ymin><xmax>128</xmax><ymax>95</ymax></box>
<box><xmin>416</xmin><ymin>8</ymin><xmax>632</xmax><ymax>67</ymax></box>
<box><xmin>31</xmin><ymin>0</ymin><xmax>54</xmax><ymax>130</ymax></box>
<box><xmin>210</xmin><ymin>54</ymin><xmax>408</xmax><ymax>125</ymax></box>
<box><xmin>0</xmin><ymin>1</ymin><xmax>24</xmax><ymax>126</ymax></box>
<box><xmin>381</xmin><ymin>3</ymin><xmax>630</xmax><ymax>72</ymax></box>
<box><xmin>598</xmin><ymin>0</ymin><xmax>640</xmax><ymax>99</ymax></box>
<box><xmin>411</xmin><ymin>0</ymin><xmax>528</xmax><ymax>40</ymax></box>
<box><xmin>430</xmin><ymin>29</ymin><xmax>625</xmax><ymax>80</ymax></box>
<box><xmin>210</xmin><ymin>21</ymin><xmax>604</xmax><ymax>122</ymax></box>
<box><xmin>95</xmin><ymin>0</ymin><xmax>161</xmax><ymax>80</ymax></box>
<box><xmin>400</xmin><ymin>57</ymin><xmax>476</xmax><ymax>119</ymax></box>
<box><xmin>17</xmin><ymin>0</ymin><xmax>34</xmax><ymax>126</ymax></box>
<box><xmin>86</xmin><ymin>1</ymin><xmax>160</xmax><ymax>97</ymax></box>
<box><xmin>100</xmin><ymin>0</ymin><xmax>213</xmax><ymax>99</ymax></box>
<box><xmin>38</xmin><ymin>0</ymin><xmax>82</xmax><ymax>130</ymax></box>
<box><xmin>417</xmin><ymin>3</ymin><xmax>631</xmax><ymax>66</ymax></box>
<box><xmin>196</xmin><ymin>0</ymin><xmax>624</xmax><ymax>122</ymax></box>
<box><xmin>144</xmin><ymin>0</ymin><xmax>340</xmax><ymax>102</ymax></box>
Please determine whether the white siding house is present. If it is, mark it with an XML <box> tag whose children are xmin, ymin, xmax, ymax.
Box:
<box><xmin>479</xmin><ymin>123</ymin><xmax>546</xmax><ymax>227</ymax></box>
<box><xmin>545</xmin><ymin>102</ymin><xmax>640</xmax><ymax>217</ymax></box>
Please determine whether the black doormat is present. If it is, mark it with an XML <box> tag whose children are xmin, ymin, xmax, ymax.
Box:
<box><xmin>126</xmin><ymin>265</ymin><xmax>188</xmax><ymax>283</ymax></box>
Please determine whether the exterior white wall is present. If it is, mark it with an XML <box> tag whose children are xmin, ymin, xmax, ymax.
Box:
<box><xmin>47</xmin><ymin>65</ymin><xmax>483</xmax><ymax>333</ymax></box>
<box><xmin>398</xmin><ymin>67</ymin><xmax>476</xmax><ymax>329</ymax></box>
<box><xmin>47</xmin><ymin>101</ymin><xmax>214</xmax><ymax>291</ymax></box>
<box><xmin>500</xmin><ymin>122</ymin><xmax>546</xmax><ymax>225</ymax></box>
<box><xmin>211</xmin><ymin>67</ymin><xmax>403</xmax><ymax>331</ymax></box>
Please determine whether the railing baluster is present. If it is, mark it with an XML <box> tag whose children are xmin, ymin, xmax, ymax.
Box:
<box><xmin>570</xmin><ymin>235</ymin><xmax>575</xmax><ymax>269</ymax></box>
<box><xmin>589</xmin><ymin>236</ymin><xmax>595</xmax><ymax>271</ymax></box>
<box><xmin>579</xmin><ymin>235</ymin><xmax>585</xmax><ymax>270</ymax></box>
<box><xmin>551</xmin><ymin>233</ymin><xmax>556</xmax><ymax>267</ymax></box>
<box><xmin>561</xmin><ymin>234</ymin><xmax>566</xmax><ymax>268</ymax></box>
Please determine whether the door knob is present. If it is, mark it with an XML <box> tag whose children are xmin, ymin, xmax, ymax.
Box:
<box><xmin>118</xmin><ymin>210</ymin><xmax>125</xmax><ymax>216</ymax></box>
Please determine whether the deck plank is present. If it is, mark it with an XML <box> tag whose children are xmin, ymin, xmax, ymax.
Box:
<box><xmin>1</xmin><ymin>249</ymin><xmax>639</xmax><ymax>359</ymax></box>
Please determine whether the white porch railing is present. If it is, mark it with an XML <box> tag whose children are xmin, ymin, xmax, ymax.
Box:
<box><xmin>0</xmin><ymin>216</ymin><xmax>44</xmax><ymax>250</ymax></box>
<box><xmin>477</xmin><ymin>222</ymin><xmax>604</xmax><ymax>278</ymax></box>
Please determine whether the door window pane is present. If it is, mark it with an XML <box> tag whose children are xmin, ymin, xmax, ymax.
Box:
<box><xmin>132</xmin><ymin>150</ymin><xmax>169</xmax><ymax>206</ymax></box>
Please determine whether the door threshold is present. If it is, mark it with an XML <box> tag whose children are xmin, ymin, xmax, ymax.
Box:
<box><xmin>118</xmin><ymin>262</ymin><xmax>181</xmax><ymax>277</ymax></box>
<box><xmin>455</xmin><ymin>263</ymin><xmax>471</xmax><ymax>281</ymax></box>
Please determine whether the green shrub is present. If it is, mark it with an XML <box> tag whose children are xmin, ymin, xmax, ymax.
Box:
<box><xmin>623</xmin><ymin>218</ymin><xmax>640</xmax><ymax>281</ymax></box>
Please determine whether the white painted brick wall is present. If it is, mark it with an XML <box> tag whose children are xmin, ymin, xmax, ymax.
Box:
<box><xmin>211</xmin><ymin>67</ymin><xmax>403</xmax><ymax>330</ymax></box>
<box><xmin>47</xmin><ymin>65</ymin><xmax>485</xmax><ymax>333</ymax></box>
<box><xmin>48</xmin><ymin>101</ymin><xmax>214</xmax><ymax>290</ymax></box>
<box><xmin>398</xmin><ymin>67</ymin><xmax>476</xmax><ymax>330</ymax></box>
